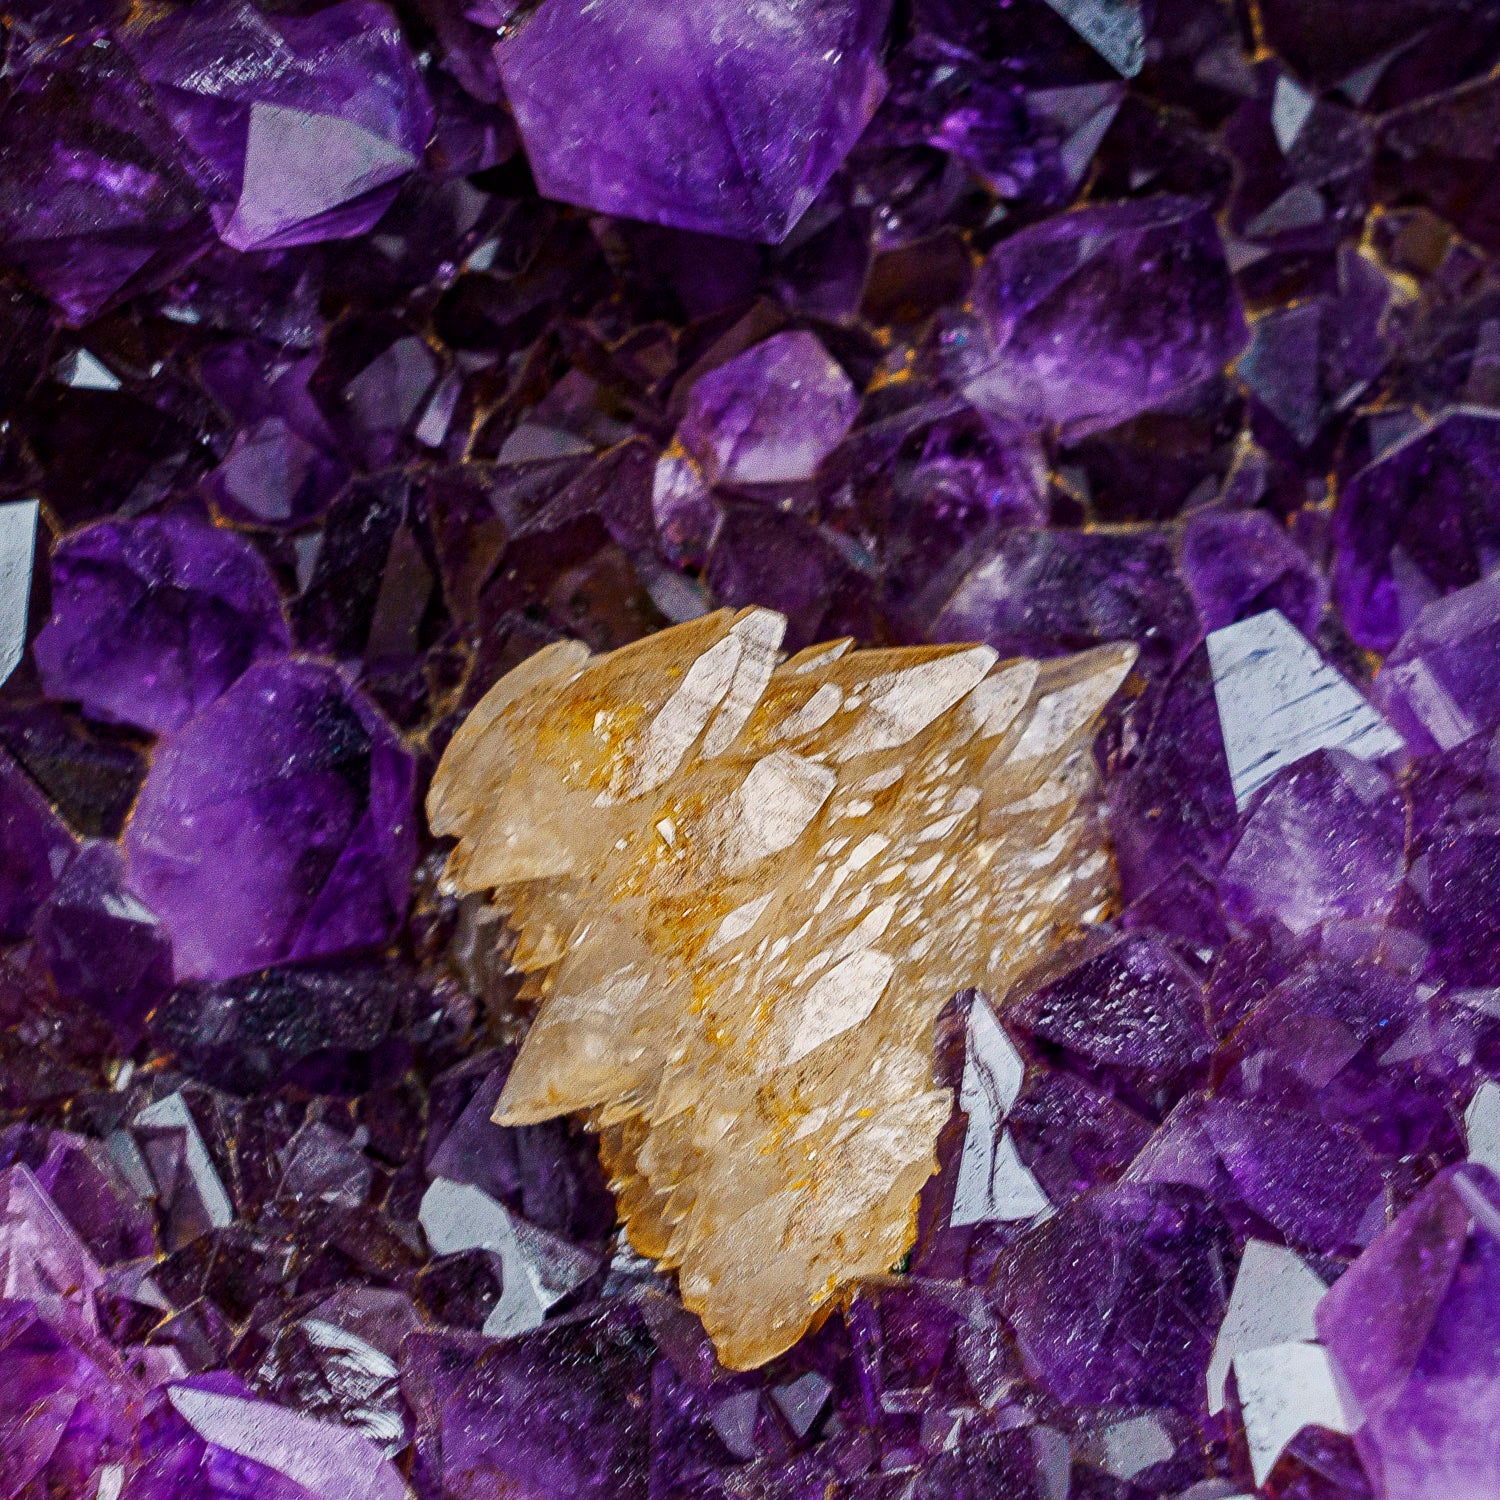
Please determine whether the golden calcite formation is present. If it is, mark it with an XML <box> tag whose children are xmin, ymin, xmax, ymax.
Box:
<box><xmin>429</xmin><ymin>609</ymin><xmax>1134</xmax><ymax>1367</ymax></box>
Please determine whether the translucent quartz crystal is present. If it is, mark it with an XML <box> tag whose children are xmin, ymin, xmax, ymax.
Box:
<box><xmin>430</xmin><ymin>609</ymin><xmax>1134</xmax><ymax>1366</ymax></box>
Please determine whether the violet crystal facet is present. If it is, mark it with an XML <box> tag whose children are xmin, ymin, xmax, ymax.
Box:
<box><xmin>34</xmin><ymin>513</ymin><xmax>290</xmax><ymax>736</ymax></box>
<box><xmin>497</xmin><ymin>0</ymin><xmax>892</xmax><ymax>243</ymax></box>
<box><xmin>123</xmin><ymin>659</ymin><xmax>416</xmax><ymax>982</ymax></box>
<box><xmin>120</xmin><ymin>0</ymin><xmax>433</xmax><ymax>252</ymax></box>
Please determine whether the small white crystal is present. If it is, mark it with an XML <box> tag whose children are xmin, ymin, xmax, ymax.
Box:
<box><xmin>418</xmin><ymin>1177</ymin><xmax>596</xmax><ymax>1340</ymax></box>
<box><xmin>168</xmin><ymin>1385</ymin><xmax>410</xmax><ymax>1500</ymax></box>
<box><xmin>133</xmin><ymin>1092</ymin><xmax>234</xmax><ymax>1231</ymax></box>
<box><xmin>1207</xmin><ymin>1238</ymin><xmax>1328</xmax><ymax>1412</ymax></box>
<box><xmin>951</xmin><ymin>997</ymin><xmax>1046</xmax><ymax>1226</ymax></box>
<box><xmin>1232</xmin><ymin>1341</ymin><xmax>1354</xmax><ymax>1486</ymax></box>
<box><xmin>1101</xmin><ymin>1414</ymin><xmax>1176</xmax><ymax>1479</ymax></box>
<box><xmin>1206</xmin><ymin>609</ymin><xmax>1403</xmax><ymax>809</ymax></box>
<box><xmin>1466</xmin><ymin>1079</ymin><xmax>1500</xmax><ymax>1174</ymax></box>
<box><xmin>1271</xmin><ymin>75</ymin><xmax>1316</xmax><ymax>153</ymax></box>
<box><xmin>57</xmin><ymin>350</ymin><xmax>121</xmax><ymax>390</ymax></box>
<box><xmin>0</xmin><ymin>500</ymin><xmax>38</xmax><ymax>691</ymax></box>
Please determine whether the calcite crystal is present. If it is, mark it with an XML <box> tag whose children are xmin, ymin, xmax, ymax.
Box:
<box><xmin>429</xmin><ymin>608</ymin><xmax>1134</xmax><ymax>1366</ymax></box>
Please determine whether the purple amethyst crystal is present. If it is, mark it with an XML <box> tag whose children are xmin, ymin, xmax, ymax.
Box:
<box><xmin>1236</xmin><ymin>250</ymin><xmax>1392</xmax><ymax>451</ymax></box>
<box><xmin>1376</xmin><ymin>75</ymin><xmax>1500</xmax><ymax>254</ymax></box>
<box><xmin>403</xmin><ymin>1307</ymin><xmax>654</xmax><ymax>1499</ymax></box>
<box><xmin>1009</xmin><ymin>933</ymin><xmax>1212</xmax><ymax>1101</ymax></box>
<box><xmin>425</xmin><ymin>1052</ymin><xmax>616</xmax><ymax>1244</ymax></box>
<box><xmin>676</xmin><ymin>332</ymin><xmax>858</xmax><ymax>488</ymax></box>
<box><xmin>497</xmin><ymin>0</ymin><xmax>892</xmax><ymax>243</ymax></box>
<box><xmin>34</xmin><ymin>1130</ymin><xmax>157</xmax><ymax>1266</ymax></box>
<box><xmin>999</xmin><ymin>1182</ymin><xmax>1232</xmax><ymax>1410</ymax></box>
<box><xmin>1332</xmin><ymin>408</ymin><xmax>1500</xmax><ymax>654</ymax></box>
<box><xmin>0</xmin><ymin>752</ymin><xmax>74</xmax><ymax>942</ymax></box>
<box><xmin>1132</xmin><ymin>1093</ymin><xmax>1385</xmax><ymax>1256</ymax></box>
<box><xmin>935</xmin><ymin>527</ymin><xmax>1199</xmax><ymax>677</ymax></box>
<box><xmin>958</xmin><ymin>197</ymin><xmax>1248</xmax><ymax>439</ymax></box>
<box><xmin>1181</xmin><ymin>508</ymin><xmax>1328</xmax><ymax>639</ymax></box>
<box><xmin>1105</xmin><ymin>646</ymin><xmax>1240</xmax><ymax>904</ymax></box>
<box><xmin>34</xmin><ymin>513</ymin><xmax>289</xmax><ymax>736</ymax></box>
<box><xmin>120</xmin><ymin>0</ymin><xmax>433</xmax><ymax>252</ymax></box>
<box><xmin>1318</xmin><ymin>1164</ymin><xmax>1500</xmax><ymax>1500</ymax></box>
<box><xmin>200</xmin><ymin>350</ymin><xmax>350</xmax><ymax>530</ymax></box>
<box><xmin>123</xmin><ymin>659</ymin><xmax>416</xmax><ymax>982</ymax></box>
<box><xmin>34</xmin><ymin>840</ymin><xmax>171</xmax><ymax>1045</ymax></box>
<box><xmin>1373</xmin><ymin>572</ymin><xmax>1500</xmax><ymax>757</ymax></box>
<box><xmin>655</xmin><ymin>332</ymin><xmax>857</xmax><ymax>564</ymax></box>
<box><xmin>0</xmin><ymin>38</ymin><xmax>209</xmax><ymax>323</ymax></box>
<box><xmin>1419</xmin><ymin>819</ymin><xmax>1500</xmax><ymax>989</ymax></box>
<box><xmin>0</xmin><ymin>1298</ymin><xmax>140</xmax><ymax>1498</ymax></box>
<box><xmin>1218</xmin><ymin>749</ymin><xmax>1406</xmax><ymax>935</ymax></box>
<box><xmin>5</xmin><ymin>0</ymin><xmax>1500</xmax><ymax>1490</ymax></box>
<box><xmin>130</xmin><ymin>1374</ymin><xmax>412</xmax><ymax>1499</ymax></box>
<box><xmin>149</xmin><ymin>965</ymin><xmax>409</xmax><ymax>1093</ymax></box>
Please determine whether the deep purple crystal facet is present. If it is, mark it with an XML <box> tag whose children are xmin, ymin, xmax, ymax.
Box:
<box><xmin>959</xmin><ymin>197</ymin><xmax>1248</xmax><ymax>440</ymax></box>
<box><xmin>1333</xmin><ymin>409</ymin><xmax>1500</xmax><ymax>654</ymax></box>
<box><xmin>121</xmin><ymin>0</ymin><xmax>434</xmax><ymax>252</ymax></box>
<box><xmin>1219</xmin><ymin>750</ymin><xmax>1406</xmax><ymax>935</ymax></box>
<box><xmin>497</xmin><ymin>0</ymin><xmax>892</xmax><ymax>242</ymax></box>
<box><xmin>1319</xmin><ymin>1164</ymin><xmax>1500</xmax><ymax>1500</ymax></box>
<box><xmin>34</xmin><ymin>513</ymin><xmax>290</xmax><ymax>736</ymax></box>
<box><xmin>6</xmin><ymin>0</ymin><xmax>1500</xmax><ymax>1489</ymax></box>
<box><xmin>123</xmin><ymin>659</ymin><xmax>416</xmax><ymax>982</ymax></box>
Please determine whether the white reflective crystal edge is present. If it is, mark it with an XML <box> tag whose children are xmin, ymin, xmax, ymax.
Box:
<box><xmin>1206</xmin><ymin>609</ymin><xmax>1403</xmax><ymax>810</ymax></box>
<box><xmin>1232</xmin><ymin>1341</ymin><xmax>1355</xmax><ymax>1486</ymax></box>
<box><xmin>0</xmin><ymin>499</ymin><xmax>38</xmax><ymax>691</ymax></box>
<box><xmin>418</xmin><ymin>1177</ymin><xmax>597</xmax><ymax>1340</ymax></box>
<box><xmin>1466</xmin><ymin>1079</ymin><xmax>1500</xmax><ymax>1174</ymax></box>
<box><xmin>950</xmin><ymin>995</ymin><xmax>1049</xmax><ymax>1227</ymax></box>
<box><xmin>1206</xmin><ymin>1238</ymin><xmax>1327</xmax><ymax>1413</ymax></box>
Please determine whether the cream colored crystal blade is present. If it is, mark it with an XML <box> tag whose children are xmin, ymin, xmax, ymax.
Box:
<box><xmin>431</xmin><ymin>612</ymin><xmax>1136</xmax><ymax>1367</ymax></box>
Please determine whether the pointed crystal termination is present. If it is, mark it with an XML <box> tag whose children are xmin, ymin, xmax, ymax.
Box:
<box><xmin>429</xmin><ymin>609</ymin><xmax>1136</xmax><ymax>1367</ymax></box>
<box><xmin>496</xmin><ymin>0</ymin><xmax>892</xmax><ymax>243</ymax></box>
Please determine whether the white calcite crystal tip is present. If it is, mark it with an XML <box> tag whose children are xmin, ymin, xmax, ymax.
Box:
<box><xmin>429</xmin><ymin>608</ymin><xmax>1135</xmax><ymax>1367</ymax></box>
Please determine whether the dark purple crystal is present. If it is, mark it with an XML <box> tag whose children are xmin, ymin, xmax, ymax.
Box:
<box><xmin>958</xmin><ymin>196</ymin><xmax>1248</xmax><ymax>440</ymax></box>
<box><xmin>123</xmin><ymin>659</ymin><xmax>416</xmax><ymax>982</ymax></box>
<box><xmin>497</xmin><ymin>0</ymin><xmax>892</xmax><ymax>243</ymax></box>
<box><xmin>34</xmin><ymin>513</ymin><xmax>289</xmax><ymax>736</ymax></box>
<box><xmin>1332</xmin><ymin>409</ymin><xmax>1500</xmax><ymax>654</ymax></box>
<box><xmin>121</xmin><ymin>0</ymin><xmax>433</xmax><ymax>252</ymax></box>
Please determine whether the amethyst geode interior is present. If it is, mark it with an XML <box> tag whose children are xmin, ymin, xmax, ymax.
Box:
<box><xmin>1</xmin><ymin>0</ymin><xmax>1500</xmax><ymax>1494</ymax></box>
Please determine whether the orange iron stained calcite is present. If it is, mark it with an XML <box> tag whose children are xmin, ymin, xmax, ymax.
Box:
<box><xmin>428</xmin><ymin>609</ymin><xmax>1135</xmax><ymax>1367</ymax></box>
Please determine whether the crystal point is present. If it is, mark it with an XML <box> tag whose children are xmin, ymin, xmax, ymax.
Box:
<box><xmin>430</xmin><ymin>611</ymin><xmax>1135</xmax><ymax>1366</ymax></box>
<box><xmin>497</xmin><ymin>0</ymin><xmax>892</xmax><ymax>242</ymax></box>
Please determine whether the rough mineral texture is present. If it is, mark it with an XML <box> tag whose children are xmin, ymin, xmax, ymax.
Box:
<box><xmin>497</xmin><ymin>0</ymin><xmax>892</xmax><ymax>242</ymax></box>
<box><xmin>430</xmin><ymin>609</ymin><xmax>1134</xmax><ymax>1365</ymax></box>
<box><xmin>3</xmin><ymin>0</ymin><xmax>1500</xmax><ymax>1491</ymax></box>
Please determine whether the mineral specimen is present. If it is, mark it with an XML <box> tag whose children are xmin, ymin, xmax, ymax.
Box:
<box><xmin>429</xmin><ymin>608</ymin><xmax>1135</xmax><ymax>1365</ymax></box>
<box><xmin>123</xmin><ymin>658</ymin><xmax>417</xmax><ymax>982</ymax></box>
<box><xmin>5</xmin><ymin>0</ymin><xmax>1500</xmax><ymax>1489</ymax></box>
<box><xmin>119</xmin><ymin>0</ymin><xmax>433</xmax><ymax>253</ymax></box>
<box><xmin>496</xmin><ymin>0</ymin><xmax>892</xmax><ymax>242</ymax></box>
<box><xmin>956</xmin><ymin>196</ymin><xmax>1248</xmax><ymax>440</ymax></box>
<box><xmin>34</xmin><ymin>512</ymin><xmax>290</xmax><ymax>735</ymax></box>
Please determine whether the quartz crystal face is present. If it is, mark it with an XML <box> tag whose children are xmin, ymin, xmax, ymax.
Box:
<box><xmin>430</xmin><ymin>608</ymin><xmax>1134</xmax><ymax>1365</ymax></box>
<box><xmin>496</xmin><ymin>0</ymin><xmax>893</xmax><ymax>242</ymax></box>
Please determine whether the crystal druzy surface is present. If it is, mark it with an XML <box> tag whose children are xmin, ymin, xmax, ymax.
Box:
<box><xmin>2</xmin><ymin>0</ymin><xmax>1500</xmax><ymax>1493</ymax></box>
<box><xmin>430</xmin><ymin>610</ymin><xmax>1132</xmax><ymax>1364</ymax></box>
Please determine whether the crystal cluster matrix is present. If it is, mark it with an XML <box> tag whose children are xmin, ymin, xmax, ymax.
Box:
<box><xmin>430</xmin><ymin>608</ymin><xmax>1134</xmax><ymax>1365</ymax></box>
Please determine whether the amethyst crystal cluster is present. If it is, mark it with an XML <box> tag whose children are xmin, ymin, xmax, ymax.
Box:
<box><xmin>1</xmin><ymin>0</ymin><xmax>1499</xmax><ymax>1494</ymax></box>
